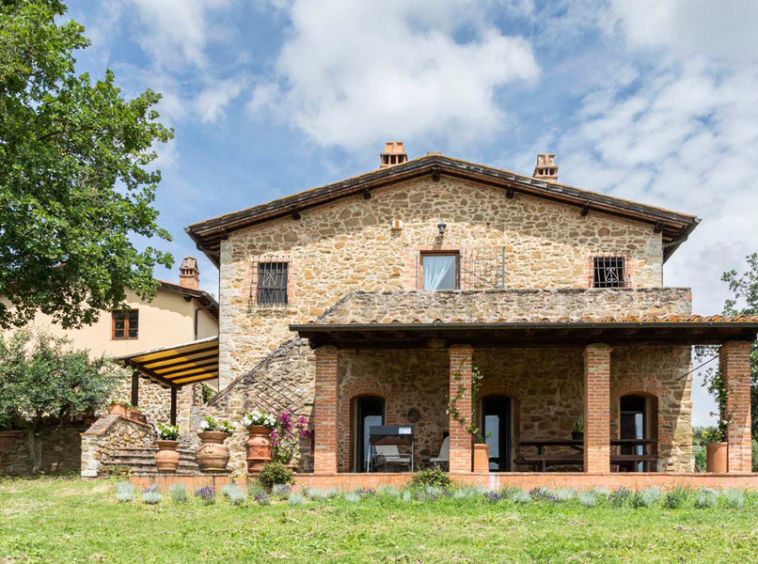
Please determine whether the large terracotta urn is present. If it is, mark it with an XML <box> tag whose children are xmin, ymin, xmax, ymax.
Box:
<box><xmin>246</xmin><ymin>425</ymin><xmax>273</xmax><ymax>474</ymax></box>
<box><xmin>706</xmin><ymin>442</ymin><xmax>728</xmax><ymax>473</ymax></box>
<box><xmin>196</xmin><ymin>431</ymin><xmax>231</xmax><ymax>473</ymax></box>
<box><xmin>473</xmin><ymin>443</ymin><xmax>491</xmax><ymax>473</ymax></box>
<box><xmin>155</xmin><ymin>440</ymin><xmax>180</xmax><ymax>473</ymax></box>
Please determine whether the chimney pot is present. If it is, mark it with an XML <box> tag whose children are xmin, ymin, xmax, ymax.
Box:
<box><xmin>380</xmin><ymin>141</ymin><xmax>408</xmax><ymax>169</ymax></box>
<box><xmin>179</xmin><ymin>256</ymin><xmax>199</xmax><ymax>290</ymax></box>
<box><xmin>533</xmin><ymin>153</ymin><xmax>559</xmax><ymax>183</ymax></box>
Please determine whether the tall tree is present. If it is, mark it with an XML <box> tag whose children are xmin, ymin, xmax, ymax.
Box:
<box><xmin>0</xmin><ymin>330</ymin><xmax>123</xmax><ymax>473</ymax></box>
<box><xmin>0</xmin><ymin>0</ymin><xmax>173</xmax><ymax>329</ymax></box>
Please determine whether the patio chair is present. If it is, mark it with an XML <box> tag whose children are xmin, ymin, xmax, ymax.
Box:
<box><xmin>372</xmin><ymin>445</ymin><xmax>412</xmax><ymax>472</ymax></box>
<box><xmin>430</xmin><ymin>436</ymin><xmax>450</xmax><ymax>471</ymax></box>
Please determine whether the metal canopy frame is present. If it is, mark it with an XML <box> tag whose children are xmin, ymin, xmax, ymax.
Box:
<box><xmin>115</xmin><ymin>337</ymin><xmax>219</xmax><ymax>425</ymax></box>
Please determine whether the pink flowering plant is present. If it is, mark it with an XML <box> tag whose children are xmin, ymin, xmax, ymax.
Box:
<box><xmin>271</xmin><ymin>409</ymin><xmax>311</xmax><ymax>465</ymax></box>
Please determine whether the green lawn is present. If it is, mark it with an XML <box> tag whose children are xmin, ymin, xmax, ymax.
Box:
<box><xmin>1</xmin><ymin>478</ymin><xmax>758</xmax><ymax>563</ymax></box>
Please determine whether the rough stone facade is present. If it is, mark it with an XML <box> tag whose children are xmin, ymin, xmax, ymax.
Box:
<box><xmin>112</xmin><ymin>376</ymin><xmax>202</xmax><ymax>440</ymax></box>
<box><xmin>195</xmin><ymin>172</ymin><xmax>702</xmax><ymax>476</ymax></box>
<box><xmin>80</xmin><ymin>415</ymin><xmax>154</xmax><ymax>477</ymax></box>
<box><xmin>219</xmin><ymin>175</ymin><xmax>667</xmax><ymax>384</ymax></box>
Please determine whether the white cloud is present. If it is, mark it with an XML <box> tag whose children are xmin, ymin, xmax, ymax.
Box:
<box><xmin>194</xmin><ymin>78</ymin><xmax>249</xmax><ymax>123</ymax></box>
<box><xmin>127</xmin><ymin>0</ymin><xmax>235</xmax><ymax>70</ymax></box>
<box><xmin>608</xmin><ymin>0</ymin><xmax>758</xmax><ymax>63</ymax></box>
<box><xmin>249</xmin><ymin>0</ymin><xmax>539</xmax><ymax>149</ymax></box>
<box><xmin>535</xmin><ymin>0</ymin><xmax>758</xmax><ymax>425</ymax></box>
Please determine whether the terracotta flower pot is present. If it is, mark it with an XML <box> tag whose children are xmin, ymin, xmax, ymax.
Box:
<box><xmin>246</xmin><ymin>425</ymin><xmax>273</xmax><ymax>474</ymax></box>
<box><xmin>706</xmin><ymin>442</ymin><xmax>728</xmax><ymax>473</ymax></box>
<box><xmin>109</xmin><ymin>403</ymin><xmax>128</xmax><ymax>418</ymax></box>
<box><xmin>473</xmin><ymin>443</ymin><xmax>490</xmax><ymax>473</ymax></box>
<box><xmin>155</xmin><ymin>440</ymin><xmax>180</xmax><ymax>473</ymax></box>
<box><xmin>196</xmin><ymin>431</ymin><xmax>231</xmax><ymax>473</ymax></box>
<box><xmin>128</xmin><ymin>409</ymin><xmax>145</xmax><ymax>423</ymax></box>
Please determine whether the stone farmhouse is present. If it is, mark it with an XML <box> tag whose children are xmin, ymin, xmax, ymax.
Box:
<box><xmin>101</xmin><ymin>143</ymin><xmax>758</xmax><ymax>488</ymax></box>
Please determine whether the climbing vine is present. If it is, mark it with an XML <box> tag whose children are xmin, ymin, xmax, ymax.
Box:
<box><xmin>447</xmin><ymin>362</ymin><xmax>485</xmax><ymax>442</ymax></box>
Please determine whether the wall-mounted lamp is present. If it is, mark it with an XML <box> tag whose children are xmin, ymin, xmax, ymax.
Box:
<box><xmin>437</xmin><ymin>220</ymin><xmax>447</xmax><ymax>237</ymax></box>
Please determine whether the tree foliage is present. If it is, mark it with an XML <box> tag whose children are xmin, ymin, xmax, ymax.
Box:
<box><xmin>0</xmin><ymin>0</ymin><xmax>174</xmax><ymax>329</ymax></box>
<box><xmin>0</xmin><ymin>330</ymin><xmax>123</xmax><ymax>472</ymax></box>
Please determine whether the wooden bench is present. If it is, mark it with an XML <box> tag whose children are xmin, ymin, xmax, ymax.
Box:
<box><xmin>514</xmin><ymin>454</ymin><xmax>659</xmax><ymax>472</ymax></box>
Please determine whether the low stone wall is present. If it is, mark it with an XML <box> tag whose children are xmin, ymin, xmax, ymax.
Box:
<box><xmin>316</xmin><ymin>288</ymin><xmax>692</xmax><ymax>324</ymax></box>
<box><xmin>0</xmin><ymin>425</ymin><xmax>88</xmax><ymax>475</ymax></box>
<box><xmin>80</xmin><ymin>415</ymin><xmax>154</xmax><ymax>477</ymax></box>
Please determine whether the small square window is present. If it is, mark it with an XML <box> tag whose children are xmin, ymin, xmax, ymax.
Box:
<box><xmin>112</xmin><ymin>310</ymin><xmax>138</xmax><ymax>339</ymax></box>
<box><xmin>593</xmin><ymin>256</ymin><xmax>626</xmax><ymax>288</ymax></box>
<box><xmin>257</xmin><ymin>262</ymin><xmax>288</xmax><ymax>305</ymax></box>
<box><xmin>422</xmin><ymin>253</ymin><xmax>459</xmax><ymax>290</ymax></box>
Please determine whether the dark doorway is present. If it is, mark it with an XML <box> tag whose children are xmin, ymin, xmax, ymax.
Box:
<box><xmin>481</xmin><ymin>396</ymin><xmax>512</xmax><ymax>471</ymax></box>
<box><xmin>619</xmin><ymin>394</ymin><xmax>648</xmax><ymax>472</ymax></box>
<box><xmin>355</xmin><ymin>396</ymin><xmax>385</xmax><ymax>472</ymax></box>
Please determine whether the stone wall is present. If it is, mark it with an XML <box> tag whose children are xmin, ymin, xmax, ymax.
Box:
<box><xmin>316</xmin><ymin>288</ymin><xmax>692</xmax><ymax>324</ymax></box>
<box><xmin>80</xmin><ymin>415</ymin><xmax>154</xmax><ymax>477</ymax></box>
<box><xmin>112</xmin><ymin>377</ymin><xmax>201</xmax><ymax>440</ymax></box>
<box><xmin>0</xmin><ymin>425</ymin><xmax>89</xmax><ymax>475</ymax></box>
<box><xmin>219</xmin><ymin>174</ymin><xmax>669</xmax><ymax>386</ymax></box>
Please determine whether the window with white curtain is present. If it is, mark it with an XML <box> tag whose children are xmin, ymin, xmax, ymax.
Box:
<box><xmin>422</xmin><ymin>253</ymin><xmax>458</xmax><ymax>290</ymax></box>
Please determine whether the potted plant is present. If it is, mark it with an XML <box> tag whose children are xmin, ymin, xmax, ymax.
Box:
<box><xmin>196</xmin><ymin>416</ymin><xmax>234</xmax><ymax>472</ymax></box>
<box><xmin>271</xmin><ymin>410</ymin><xmax>311</xmax><ymax>472</ymax></box>
<box><xmin>155</xmin><ymin>422</ymin><xmax>180</xmax><ymax>473</ymax></box>
<box><xmin>242</xmin><ymin>409</ymin><xmax>276</xmax><ymax>474</ymax></box>
<box><xmin>109</xmin><ymin>401</ymin><xmax>129</xmax><ymax>418</ymax></box>
<box><xmin>704</xmin><ymin>426</ymin><xmax>728</xmax><ymax>473</ymax></box>
<box><xmin>126</xmin><ymin>404</ymin><xmax>145</xmax><ymax>423</ymax></box>
<box><xmin>572</xmin><ymin>415</ymin><xmax>584</xmax><ymax>441</ymax></box>
<box><xmin>472</xmin><ymin>434</ymin><xmax>490</xmax><ymax>473</ymax></box>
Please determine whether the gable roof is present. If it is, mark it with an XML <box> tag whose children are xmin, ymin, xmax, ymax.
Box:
<box><xmin>186</xmin><ymin>154</ymin><xmax>700</xmax><ymax>267</ymax></box>
<box><xmin>158</xmin><ymin>280</ymin><xmax>219</xmax><ymax>319</ymax></box>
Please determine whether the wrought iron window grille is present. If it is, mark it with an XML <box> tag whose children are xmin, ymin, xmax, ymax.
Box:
<box><xmin>250</xmin><ymin>259</ymin><xmax>289</xmax><ymax>308</ymax></box>
<box><xmin>592</xmin><ymin>254</ymin><xmax>629</xmax><ymax>288</ymax></box>
<box><xmin>416</xmin><ymin>247</ymin><xmax>506</xmax><ymax>291</ymax></box>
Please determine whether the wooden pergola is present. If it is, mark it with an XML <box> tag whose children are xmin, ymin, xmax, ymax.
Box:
<box><xmin>115</xmin><ymin>337</ymin><xmax>219</xmax><ymax>425</ymax></box>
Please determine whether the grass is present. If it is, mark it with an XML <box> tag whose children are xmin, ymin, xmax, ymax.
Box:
<box><xmin>2</xmin><ymin>478</ymin><xmax>758</xmax><ymax>563</ymax></box>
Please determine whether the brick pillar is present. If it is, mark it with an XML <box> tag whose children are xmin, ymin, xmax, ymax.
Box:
<box><xmin>721</xmin><ymin>341</ymin><xmax>753</xmax><ymax>473</ymax></box>
<box><xmin>584</xmin><ymin>343</ymin><xmax>611</xmax><ymax>474</ymax></box>
<box><xmin>314</xmin><ymin>346</ymin><xmax>339</xmax><ymax>474</ymax></box>
<box><xmin>449</xmin><ymin>345</ymin><xmax>473</xmax><ymax>473</ymax></box>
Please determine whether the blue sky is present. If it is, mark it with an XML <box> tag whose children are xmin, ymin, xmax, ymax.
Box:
<box><xmin>66</xmin><ymin>0</ymin><xmax>758</xmax><ymax>424</ymax></box>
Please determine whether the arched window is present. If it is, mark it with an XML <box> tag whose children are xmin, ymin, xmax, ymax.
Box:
<box><xmin>353</xmin><ymin>396</ymin><xmax>384</xmax><ymax>472</ymax></box>
<box><xmin>619</xmin><ymin>394</ymin><xmax>658</xmax><ymax>472</ymax></box>
<box><xmin>481</xmin><ymin>395</ymin><xmax>513</xmax><ymax>472</ymax></box>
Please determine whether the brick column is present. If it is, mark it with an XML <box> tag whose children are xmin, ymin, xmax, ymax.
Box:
<box><xmin>584</xmin><ymin>344</ymin><xmax>611</xmax><ymax>474</ymax></box>
<box><xmin>314</xmin><ymin>346</ymin><xmax>339</xmax><ymax>474</ymax></box>
<box><xmin>721</xmin><ymin>341</ymin><xmax>753</xmax><ymax>473</ymax></box>
<box><xmin>449</xmin><ymin>345</ymin><xmax>473</xmax><ymax>473</ymax></box>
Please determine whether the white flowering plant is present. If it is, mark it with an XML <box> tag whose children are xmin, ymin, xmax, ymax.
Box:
<box><xmin>242</xmin><ymin>409</ymin><xmax>276</xmax><ymax>430</ymax></box>
<box><xmin>157</xmin><ymin>422</ymin><xmax>179</xmax><ymax>441</ymax></box>
<box><xmin>199</xmin><ymin>416</ymin><xmax>234</xmax><ymax>435</ymax></box>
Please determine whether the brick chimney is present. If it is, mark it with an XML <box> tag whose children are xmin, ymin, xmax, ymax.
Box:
<box><xmin>179</xmin><ymin>256</ymin><xmax>199</xmax><ymax>290</ymax></box>
<box><xmin>533</xmin><ymin>154</ymin><xmax>559</xmax><ymax>183</ymax></box>
<box><xmin>380</xmin><ymin>142</ymin><xmax>408</xmax><ymax>168</ymax></box>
